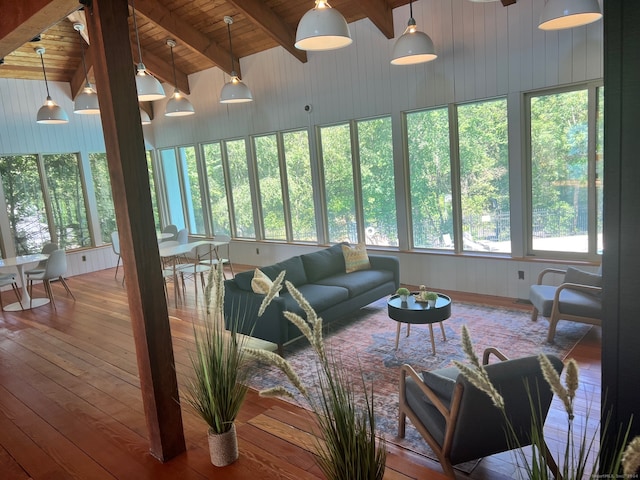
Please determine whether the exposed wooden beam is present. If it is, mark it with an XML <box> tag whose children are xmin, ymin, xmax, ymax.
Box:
<box><xmin>131</xmin><ymin>45</ymin><xmax>190</xmax><ymax>95</ymax></box>
<box><xmin>67</xmin><ymin>9</ymin><xmax>89</xmax><ymax>43</ymax></box>
<box><xmin>86</xmin><ymin>0</ymin><xmax>186</xmax><ymax>461</ymax></box>
<box><xmin>226</xmin><ymin>0</ymin><xmax>307</xmax><ymax>64</ymax></box>
<box><xmin>353</xmin><ymin>0</ymin><xmax>394</xmax><ymax>39</ymax></box>
<box><xmin>0</xmin><ymin>0</ymin><xmax>80</xmax><ymax>59</ymax></box>
<box><xmin>129</xmin><ymin>0</ymin><xmax>238</xmax><ymax>78</ymax></box>
<box><xmin>70</xmin><ymin>42</ymin><xmax>94</xmax><ymax>99</ymax></box>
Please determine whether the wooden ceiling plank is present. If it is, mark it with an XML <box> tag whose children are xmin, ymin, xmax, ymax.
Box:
<box><xmin>226</xmin><ymin>0</ymin><xmax>307</xmax><ymax>64</ymax></box>
<box><xmin>353</xmin><ymin>0</ymin><xmax>394</xmax><ymax>39</ymax></box>
<box><xmin>130</xmin><ymin>0</ymin><xmax>238</xmax><ymax>78</ymax></box>
<box><xmin>0</xmin><ymin>0</ymin><xmax>80</xmax><ymax>59</ymax></box>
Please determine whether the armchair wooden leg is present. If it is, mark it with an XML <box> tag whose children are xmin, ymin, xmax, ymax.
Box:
<box><xmin>531</xmin><ymin>307</ymin><xmax>539</xmax><ymax>322</ymax></box>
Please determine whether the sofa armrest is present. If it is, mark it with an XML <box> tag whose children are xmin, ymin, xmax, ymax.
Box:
<box><xmin>369</xmin><ymin>254</ymin><xmax>400</xmax><ymax>289</ymax></box>
<box><xmin>223</xmin><ymin>280</ymin><xmax>288</xmax><ymax>345</ymax></box>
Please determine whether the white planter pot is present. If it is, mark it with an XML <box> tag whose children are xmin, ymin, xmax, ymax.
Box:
<box><xmin>207</xmin><ymin>423</ymin><xmax>239</xmax><ymax>467</ymax></box>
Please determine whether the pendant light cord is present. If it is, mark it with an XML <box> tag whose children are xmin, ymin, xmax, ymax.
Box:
<box><xmin>409</xmin><ymin>0</ymin><xmax>414</xmax><ymax>22</ymax></box>
<box><xmin>76</xmin><ymin>27</ymin><xmax>90</xmax><ymax>85</ymax></box>
<box><xmin>225</xmin><ymin>17</ymin><xmax>236</xmax><ymax>74</ymax></box>
<box><xmin>38</xmin><ymin>51</ymin><xmax>51</xmax><ymax>97</ymax></box>
<box><xmin>169</xmin><ymin>42</ymin><xmax>178</xmax><ymax>87</ymax></box>
<box><xmin>131</xmin><ymin>0</ymin><xmax>144</xmax><ymax>66</ymax></box>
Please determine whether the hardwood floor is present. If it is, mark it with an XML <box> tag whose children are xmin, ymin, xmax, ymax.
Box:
<box><xmin>0</xmin><ymin>267</ymin><xmax>601</xmax><ymax>479</ymax></box>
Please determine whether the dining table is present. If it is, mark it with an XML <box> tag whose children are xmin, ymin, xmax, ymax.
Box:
<box><xmin>0</xmin><ymin>253</ymin><xmax>51</xmax><ymax>311</ymax></box>
<box><xmin>158</xmin><ymin>239</ymin><xmax>229</xmax><ymax>306</ymax></box>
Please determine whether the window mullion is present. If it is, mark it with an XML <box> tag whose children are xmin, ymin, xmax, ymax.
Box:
<box><xmin>449</xmin><ymin>104</ymin><xmax>462</xmax><ymax>253</ymax></box>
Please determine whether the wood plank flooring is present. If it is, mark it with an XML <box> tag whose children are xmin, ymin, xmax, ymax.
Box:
<box><xmin>0</xmin><ymin>266</ymin><xmax>601</xmax><ymax>479</ymax></box>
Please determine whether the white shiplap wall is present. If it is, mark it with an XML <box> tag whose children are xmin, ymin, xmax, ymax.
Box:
<box><xmin>0</xmin><ymin>0</ymin><xmax>603</xmax><ymax>297</ymax></box>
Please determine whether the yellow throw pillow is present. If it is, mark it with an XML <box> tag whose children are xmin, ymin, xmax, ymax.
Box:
<box><xmin>251</xmin><ymin>268</ymin><xmax>278</xmax><ymax>296</ymax></box>
<box><xmin>342</xmin><ymin>243</ymin><xmax>371</xmax><ymax>273</ymax></box>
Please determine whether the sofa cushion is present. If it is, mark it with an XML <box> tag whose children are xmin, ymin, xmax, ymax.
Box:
<box><xmin>281</xmin><ymin>284</ymin><xmax>350</xmax><ymax>317</ymax></box>
<box><xmin>251</xmin><ymin>268</ymin><xmax>278</xmax><ymax>296</ymax></box>
<box><xmin>261</xmin><ymin>255</ymin><xmax>308</xmax><ymax>288</ymax></box>
<box><xmin>300</xmin><ymin>243</ymin><xmax>346</xmax><ymax>283</ymax></box>
<box><xmin>342</xmin><ymin>243</ymin><xmax>371</xmax><ymax>273</ymax></box>
<box><xmin>315</xmin><ymin>269</ymin><xmax>395</xmax><ymax>297</ymax></box>
<box><xmin>234</xmin><ymin>269</ymin><xmax>254</xmax><ymax>291</ymax></box>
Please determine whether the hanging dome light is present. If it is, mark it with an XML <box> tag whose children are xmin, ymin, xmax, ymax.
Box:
<box><xmin>73</xmin><ymin>23</ymin><xmax>100</xmax><ymax>115</ymax></box>
<box><xmin>295</xmin><ymin>0</ymin><xmax>352</xmax><ymax>51</ymax></box>
<box><xmin>165</xmin><ymin>39</ymin><xmax>194</xmax><ymax>116</ymax></box>
<box><xmin>131</xmin><ymin>0</ymin><xmax>165</xmax><ymax>101</ymax></box>
<box><xmin>220</xmin><ymin>16</ymin><xmax>253</xmax><ymax>104</ymax></box>
<box><xmin>140</xmin><ymin>107</ymin><xmax>151</xmax><ymax>125</ymax></box>
<box><xmin>35</xmin><ymin>47</ymin><xmax>68</xmax><ymax>124</ymax></box>
<box><xmin>391</xmin><ymin>1</ymin><xmax>437</xmax><ymax>66</ymax></box>
<box><xmin>538</xmin><ymin>0</ymin><xmax>602</xmax><ymax>31</ymax></box>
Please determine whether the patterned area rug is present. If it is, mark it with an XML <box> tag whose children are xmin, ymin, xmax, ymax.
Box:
<box><xmin>246</xmin><ymin>297</ymin><xmax>592</xmax><ymax>473</ymax></box>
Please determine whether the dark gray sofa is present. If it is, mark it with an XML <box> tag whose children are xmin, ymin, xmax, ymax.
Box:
<box><xmin>224</xmin><ymin>243</ymin><xmax>399</xmax><ymax>354</ymax></box>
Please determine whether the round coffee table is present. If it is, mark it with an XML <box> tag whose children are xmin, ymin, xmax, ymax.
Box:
<box><xmin>387</xmin><ymin>292</ymin><xmax>452</xmax><ymax>355</ymax></box>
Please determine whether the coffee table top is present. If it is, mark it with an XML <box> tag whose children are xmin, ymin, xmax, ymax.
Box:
<box><xmin>388</xmin><ymin>292</ymin><xmax>452</xmax><ymax>325</ymax></box>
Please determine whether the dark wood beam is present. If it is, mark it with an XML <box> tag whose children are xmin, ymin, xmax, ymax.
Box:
<box><xmin>353</xmin><ymin>0</ymin><xmax>394</xmax><ymax>39</ymax></box>
<box><xmin>70</xmin><ymin>42</ymin><xmax>94</xmax><ymax>100</ymax></box>
<box><xmin>0</xmin><ymin>0</ymin><xmax>79</xmax><ymax>58</ymax></box>
<box><xmin>226</xmin><ymin>0</ymin><xmax>307</xmax><ymax>64</ymax></box>
<box><xmin>86</xmin><ymin>0</ymin><xmax>186</xmax><ymax>462</ymax></box>
<box><xmin>130</xmin><ymin>0</ymin><xmax>238</xmax><ymax>78</ymax></box>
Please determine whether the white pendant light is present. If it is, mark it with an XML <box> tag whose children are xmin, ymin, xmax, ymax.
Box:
<box><xmin>538</xmin><ymin>0</ymin><xmax>602</xmax><ymax>31</ymax></box>
<box><xmin>73</xmin><ymin>23</ymin><xmax>100</xmax><ymax>115</ymax></box>
<box><xmin>295</xmin><ymin>0</ymin><xmax>352</xmax><ymax>51</ymax></box>
<box><xmin>391</xmin><ymin>1</ymin><xmax>437</xmax><ymax>66</ymax></box>
<box><xmin>165</xmin><ymin>39</ymin><xmax>194</xmax><ymax>116</ymax></box>
<box><xmin>140</xmin><ymin>107</ymin><xmax>151</xmax><ymax>125</ymax></box>
<box><xmin>131</xmin><ymin>0</ymin><xmax>165</xmax><ymax>101</ymax></box>
<box><xmin>35</xmin><ymin>47</ymin><xmax>69</xmax><ymax>124</ymax></box>
<box><xmin>220</xmin><ymin>16</ymin><xmax>253</xmax><ymax>104</ymax></box>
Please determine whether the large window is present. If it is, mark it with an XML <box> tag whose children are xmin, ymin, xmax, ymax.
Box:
<box><xmin>89</xmin><ymin>153</ymin><xmax>116</xmax><ymax>244</ymax></box>
<box><xmin>318</xmin><ymin>118</ymin><xmax>396</xmax><ymax>246</ymax></box>
<box><xmin>527</xmin><ymin>85</ymin><xmax>602</xmax><ymax>258</ymax></box>
<box><xmin>225</xmin><ymin>139</ymin><xmax>255</xmax><ymax>238</ymax></box>
<box><xmin>43</xmin><ymin>153</ymin><xmax>90</xmax><ymax>249</ymax></box>
<box><xmin>357</xmin><ymin>117</ymin><xmax>398</xmax><ymax>246</ymax></box>
<box><xmin>254</xmin><ymin>134</ymin><xmax>286</xmax><ymax>240</ymax></box>
<box><xmin>202</xmin><ymin>142</ymin><xmax>231</xmax><ymax>236</ymax></box>
<box><xmin>283</xmin><ymin>130</ymin><xmax>316</xmax><ymax>242</ymax></box>
<box><xmin>407</xmin><ymin>107</ymin><xmax>453</xmax><ymax>249</ymax></box>
<box><xmin>179</xmin><ymin>146</ymin><xmax>205</xmax><ymax>235</ymax></box>
<box><xmin>159</xmin><ymin>148</ymin><xmax>186</xmax><ymax>230</ymax></box>
<box><xmin>457</xmin><ymin>99</ymin><xmax>510</xmax><ymax>253</ymax></box>
<box><xmin>0</xmin><ymin>154</ymin><xmax>49</xmax><ymax>254</ymax></box>
<box><xmin>319</xmin><ymin>123</ymin><xmax>356</xmax><ymax>243</ymax></box>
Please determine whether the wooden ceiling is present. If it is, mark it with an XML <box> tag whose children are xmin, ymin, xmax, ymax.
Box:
<box><xmin>0</xmin><ymin>0</ymin><xmax>417</xmax><ymax>99</ymax></box>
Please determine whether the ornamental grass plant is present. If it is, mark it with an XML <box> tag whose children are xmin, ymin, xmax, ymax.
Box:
<box><xmin>183</xmin><ymin>264</ymin><xmax>251</xmax><ymax>435</ymax></box>
<box><xmin>246</xmin><ymin>271</ymin><xmax>387</xmax><ymax>480</ymax></box>
<box><xmin>454</xmin><ymin>325</ymin><xmax>639</xmax><ymax>479</ymax></box>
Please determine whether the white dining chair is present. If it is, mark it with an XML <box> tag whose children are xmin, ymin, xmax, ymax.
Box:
<box><xmin>111</xmin><ymin>231</ymin><xmax>123</xmax><ymax>281</ymax></box>
<box><xmin>24</xmin><ymin>242</ymin><xmax>58</xmax><ymax>276</ymax></box>
<box><xmin>161</xmin><ymin>224</ymin><xmax>178</xmax><ymax>242</ymax></box>
<box><xmin>26</xmin><ymin>249</ymin><xmax>75</xmax><ymax>310</ymax></box>
<box><xmin>0</xmin><ymin>272</ymin><xmax>23</xmax><ymax>310</ymax></box>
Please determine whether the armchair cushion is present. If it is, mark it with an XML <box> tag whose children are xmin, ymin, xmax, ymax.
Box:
<box><xmin>530</xmin><ymin>284</ymin><xmax>602</xmax><ymax>318</ymax></box>
<box><xmin>422</xmin><ymin>367</ymin><xmax>458</xmax><ymax>404</ymax></box>
<box><xmin>564</xmin><ymin>267</ymin><xmax>602</xmax><ymax>294</ymax></box>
